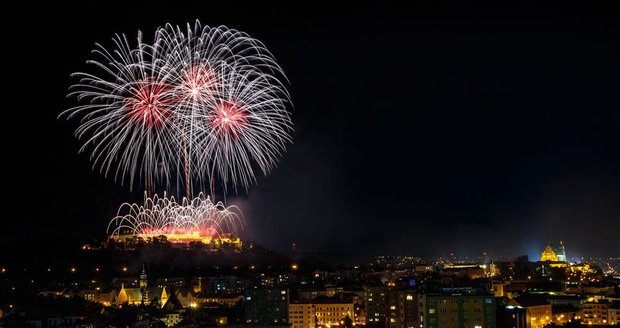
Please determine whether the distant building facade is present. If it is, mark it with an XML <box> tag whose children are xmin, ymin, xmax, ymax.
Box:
<box><xmin>386</xmin><ymin>289</ymin><xmax>419</xmax><ymax>328</ymax></box>
<box><xmin>509</xmin><ymin>297</ymin><xmax>551</xmax><ymax>328</ymax></box>
<box><xmin>422</xmin><ymin>293</ymin><xmax>496</xmax><ymax>328</ymax></box>
<box><xmin>365</xmin><ymin>286</ymin><xmax>387</xmax><ymax>326</ymax></box>
<box><xmin>540</xmin><ymin>241</ymin><xmax>566</xmax><ymax>262</ymax></box>
<box><xmin>245</xmin><ymin>288</ymin><xmax>289</xmax><ymax>325</ymax></box>
<box><xmin>289</xmin><ymin>302</ymin><xmax>316</xmax><ymax>328</ymax></box>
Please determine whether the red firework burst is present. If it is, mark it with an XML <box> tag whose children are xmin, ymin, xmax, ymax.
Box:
<box><xmin>210</xmin><ymin>100</ymin><xmax>249</xmax><ymax>138</ymax></box>
<box><xmin>125</xmin><ymin>80</ymin><xmax>173</xmax><ymax>127</ymax></box>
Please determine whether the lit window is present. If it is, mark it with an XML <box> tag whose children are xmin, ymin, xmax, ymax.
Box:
<box><xmin>429</xmin><ymin>309</ymin><xmax>436</xmax><ymax>314</ymax></box>
<box><xmin>391</xmin><ymin>305</ymin><xmax>396</xmax><ymax>310</ymax></box>
<box><xmin>407</xmin><ymin>295</ymin><xmax>413</xmax><ymax>301</ymax></box>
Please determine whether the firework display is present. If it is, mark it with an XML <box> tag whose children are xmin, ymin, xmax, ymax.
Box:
<box><xmin>62</xmin><ymin>21</ymin><xmax>293</xmax><ymax>244</ymax></box>
<box><xmin>108</xmin><ymin>193</ymin><xmax>243</xmax><ymax>245</ymax></box>
<box><xmin>62</xmin><ymin>21</ymin><xmax>292</xmax><ymax>193</ymax></box>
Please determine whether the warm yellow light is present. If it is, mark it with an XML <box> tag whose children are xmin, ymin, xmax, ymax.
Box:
<box><xmin>122</xmin><ymin>267</ymin><xmax>128</xmax><ymax>272</ymax></box>
<box><xmin>291</xmin><ymin>264</ymin><xmax>298</xmax><ymax>270</ymax></box>
<box><xmin>71</xmin><ymin>267</ymin><xmax>76</xmax><ymax>272</ymax></box>
<box><xmin>95</xmin><ymin>267</ymin><xmax>100</xmax><ymax>272</ymax></box>
<box><xmin>190</xmin><ymin>302</ymin><xmax>197</xmax><ymax>308</ymax></box>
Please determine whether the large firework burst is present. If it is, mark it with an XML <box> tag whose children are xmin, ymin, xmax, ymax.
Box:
<box><xmin>62</xmin><ymin>21</ymin><xmax>292</xmax><ymax>194</ymax></box>
<box><xmin>107</xmin><ymin>192</ymin><xmax>243</xmax><ymax>242</ymax></box>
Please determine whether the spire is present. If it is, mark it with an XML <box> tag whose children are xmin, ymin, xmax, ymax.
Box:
<box><xmin>140</xmin><ymin>264</ymin><xmax>148</xmax><ymax>289</ymax></box>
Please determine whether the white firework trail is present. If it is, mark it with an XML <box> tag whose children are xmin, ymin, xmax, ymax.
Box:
<box><xmin>61</xmin><ymin>21</ymin><xmax>293</xmax><ymax>195</ymax></box>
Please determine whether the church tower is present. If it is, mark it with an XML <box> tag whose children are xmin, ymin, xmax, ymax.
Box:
<box><xmin>557</xmin><ymin>240</ymin><xmax>567</xmax><ymax>262</ymax></box>
<box><xmin>140</xmin><ymin>264</ymin><xmax>148</xmax><ymax>289</ymax></box>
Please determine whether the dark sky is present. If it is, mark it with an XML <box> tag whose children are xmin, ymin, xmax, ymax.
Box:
<box><xmin>6</xmin><ymin>2</ymin><xmax>619</xmax><ymax>258</ymax></box>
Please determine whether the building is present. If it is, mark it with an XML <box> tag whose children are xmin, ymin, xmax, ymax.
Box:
<box><xmin>245</xmin><ymin>288</ymin><xmax>289</xmax><ymax>325</ymax></box>
<box><xmin>509</xmin><ymin>297</ymin><xmax>551</xmax><ymax>328</ymax></box>
<box><xmin>207</xmin><ymin>276</ymin><xmax>239</xmax><ymax>293</ymax></box>
<box><xmin>491</xmin><ymin>281</ymin><xmax>506</xmax><ymax>298</ymax></box>
<box><xmin>422</xmin><ymin>293</ymin><xmax>496</xmax><ymax>328</ymax></box>
<box><xmin>110</xmin><ymin>232</ymin><xmax>242</xmax><ymax>250</ymax></box>
<box><xmin>114</xmin><ymin>267</ymin><xmax>169</xmax><ymax>307</ymax></box>
<box><xmin>115</xmin><ymin>282</ymin><xmax>169</xmax><ymax>307</ymax></box>
<box><xmin>288</xmin><ymin>297</ymin><xmax>355</xmax><ymax>328</ymax></box>
<box><xmin>365</xmin><ymin>286</ymin><xmax>387</xmax><ymax>326</ymax></box>
<box><xmin>314</xmin><ymin>297</ymin><xmax>354</xmax><ymax>328</ymax></box>
<box><xmin>609</xmin><ymin>301</ymin><xmax>620</xmax><ymax>325</ymax></box>
<box><xmin>386</xmin><ymin>289</ymin><xmax>420</xmax><ymax>328</ymax></box>
<box><xmin>498</xmin><ymin>303</ymin><xmax>527</xmax><ymax>328</ymax></box>
<box><xmin>289</xmin><ymin>301</ymin><xmax>316</xmax><ymax>328</ymax></box>
<box><xmin>196</xmin><ymin>293</ymin><xmax>244</xmax><ymax>307</ymax></box>
<box><xmin>159</xmin><ymin>312</ymin><xmax>182</xmax><ymax>327</ymax></box>
<box><xmin>551</xmin><ymin>304</ymin><xmax>578</xmax><ymax>325</ymax></box>
<box><xmin>579</xmin><ymin>300</ymin><xmax>610</xmax><ymax>325</ymax></box>
<box><xmin>540</xmin><ymin>242</ymin><xmax>566</xmax><ymax>262</ymax></box>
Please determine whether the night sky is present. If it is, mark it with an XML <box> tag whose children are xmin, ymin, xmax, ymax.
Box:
<box><xmin>6</xmin><ymin>2</ymin><xmax>619</xmax><ymax>258</ymax></box>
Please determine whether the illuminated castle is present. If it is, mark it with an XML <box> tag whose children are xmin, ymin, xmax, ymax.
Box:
<box><xmin>110</xmin><ymin>232</ymin><xmax>242</xmax><ymax>249</ymax></box>
<box><xmin>540</xmin><ymin>241</ymin><xmax>566</xmax><ymax>262</ymax></box>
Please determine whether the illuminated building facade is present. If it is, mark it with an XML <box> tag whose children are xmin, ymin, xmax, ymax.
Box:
<box><xmin>111</xmin><ymin>267</ymin><xmax>170</xmax><ymax>307</ymax></box>
<box><xmin>115</xmin><ymin>282</ymin><xmax>169</xmax><ymax>307</ymax></box>
<box><xmin>110</xmin><ymin>233</ymin><xmax>242</xmax><ymax>250</ymax></box>
<box><xmin>289</xmin><ymin>302</ymin><xmax>316</xmax><ymax>328</ymax></box>
<box><xmin>314</xmin><ymin>299</ymin><xmax>354</xmax><ymax>327</ymax></box>
<box><xmin>579</xmin><ymin>300</ymin><xmax>610</xmax><ymax>325</ymax></box>
<box><xmin>508</xmin><ymin>297</ymin><xmax>551</xmax><ymax>328</ymax></box>
<box><xmin>288</xmin><ymin>298</ymin><xmax>355</xmax><ymax>328</ymax></box>
<box><xmin>540</xmin><ymin>241</ymin><xmax>566</xmax><ymax>262</ymax></box>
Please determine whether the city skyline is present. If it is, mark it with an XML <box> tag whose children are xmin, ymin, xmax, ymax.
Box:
<box><xmin>5</xmin><ymin>2</ymin><xmax>620</xmax><ymax>257</ymax></box>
